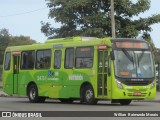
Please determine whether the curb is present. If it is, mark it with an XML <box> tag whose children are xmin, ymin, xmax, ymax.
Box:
<box><xmin>0</xmin><ymin>86</ymin><xmax>9</xmax><ymax>97</ymax></box>
<box><xmin>134</xmin><ymin>99</ymin><xmax>160</xmax><ymax>103</ymax></box>
<box><xmin>0</xmin><ymin>94</ymin><xmax>8</xmax><ymax>97</ymax></box>
<box><xmin>0</xmin><ymin>92</ymin><xmax>8</xmax><ymax>97</ymax></box>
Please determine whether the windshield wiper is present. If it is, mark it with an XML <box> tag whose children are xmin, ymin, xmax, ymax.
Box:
<box><xmin>122</xmin><ymin>48</ymin><xmax>134</xmax><ymax>64</ymax></box>
<box><xmin>137</xmin><ymin>51</ymin><xmax>145</xmax><ymax>67</ymax></box>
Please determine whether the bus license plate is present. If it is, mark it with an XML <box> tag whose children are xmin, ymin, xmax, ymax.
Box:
<box><xmin>133</xmin><ymin>92</ymin><xmax>141</xmax><ymax>96</ymax></box>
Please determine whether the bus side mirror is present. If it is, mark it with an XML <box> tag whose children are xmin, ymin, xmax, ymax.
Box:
<box><xmin>110</xmin><ymin>51</ymin><xmax>115</xmax><ymax>60</ymax></box>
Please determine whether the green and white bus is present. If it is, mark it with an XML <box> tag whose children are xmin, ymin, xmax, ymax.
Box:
<box><xmin>2</xmin><ymin>37</ymin><xmax>156</xmax><ymax>105</ymax></box>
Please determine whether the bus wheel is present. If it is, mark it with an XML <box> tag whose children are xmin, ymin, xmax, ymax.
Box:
<box><xmin>83</xmin><ymin>85</ymin><xmax>97</xmax><ymax>105</ymax></box>
<box><xmin>119</xmin><ymin>99</ymin><xmax>132</xmax><ymax>105</ymax></box>
<box><xmin>28</xmin><ymin>84</ymin><xmax>45</xmax><ymax>103</ymax></box>
<box><xmin>59</xmin><ymin>98</ymin><xmax>74</xmax><ymax>103</ymax></box>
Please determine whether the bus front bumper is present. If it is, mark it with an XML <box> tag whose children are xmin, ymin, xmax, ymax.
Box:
<box><xmin>111</xmin><ymin>87</ymin><xmax>156</xmax><ymax>100</ymax></box>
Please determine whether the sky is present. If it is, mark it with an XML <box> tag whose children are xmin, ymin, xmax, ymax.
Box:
<box><xmin>0</xmin><ymin>0</ymin><xmax>160</xmax><ymax>48</ymax></box>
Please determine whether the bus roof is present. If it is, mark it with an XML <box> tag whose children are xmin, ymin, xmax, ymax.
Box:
<box><xmin>5</xmin><ymin>37</ymin><xmax>112</xmax><ymax>52</ymax></box>
<box><xmin>45</xmin><ymin>37</ymin><xmax>98</xmax><ymax>43</ymax></box>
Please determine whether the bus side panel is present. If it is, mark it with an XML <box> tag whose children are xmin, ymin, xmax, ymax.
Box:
<box><xmin>18</xmin><ymin>71</ymin><xmax>35</xmax><ymax>96</ymax></box>
<box><xmin>33</xmin><ymin>70</ymin><xmax>64</xmax><ymax>98</ymax></box>
<box><xmin>35</xmin><ymin>69</ymin><xmax>95</xmax><ymax>99</ymax></box>
<box><xmin>59</xmin><ymin>69</ymin><xmax>96</xmax><ymax>98</ymax></box>
<box><xmin>3</xmin><ymin>72</ymin><xmax>13</xmax><ymax>95</ymax></box>
<box><xmin>38</xmin><ymin>84</ymin><xmax>80</xmax><ymax>99</ymax></box>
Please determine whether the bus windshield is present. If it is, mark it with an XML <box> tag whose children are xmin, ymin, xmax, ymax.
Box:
<box><xmin>114</xmin><ymin>50</ymin><xmax>154</xmax><ymax>78</ymax></box>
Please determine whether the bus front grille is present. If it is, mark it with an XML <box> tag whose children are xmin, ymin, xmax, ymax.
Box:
<box><xmin>124</xmin><ymin>81</ymin><xmax>151</xmax><ymax>86</ymax></box>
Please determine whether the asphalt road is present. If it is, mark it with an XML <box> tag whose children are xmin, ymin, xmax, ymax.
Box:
<box><xmin>0</xmin><ymin>97</ymin><xmax>160</xmax><ymax>111</ymax></box>
<box><xmin>0</xmin><ymin>97</ymin><xmax>160</xmax><ymax>120</ymax></box>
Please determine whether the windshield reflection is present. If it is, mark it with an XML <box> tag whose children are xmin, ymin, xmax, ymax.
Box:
<box><xmin>114</xmin><ymin>50</ymin><xmax>154</xmax><ymax>78</ymax></box>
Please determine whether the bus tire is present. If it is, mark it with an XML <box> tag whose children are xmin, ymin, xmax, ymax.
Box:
<box><xmin>83</xmin><ymin>85</ymin><xmax>97</xmax><ymax>105</ymax></box>
<box><xmin>28</xmin><ymin>84</ymin><xmax>45</xmax><ymax>103</ymax></box>
<box><xmin>119</xmin><ymin>99</ymin><xmax>132</xmax><ymax>105</ymax></box>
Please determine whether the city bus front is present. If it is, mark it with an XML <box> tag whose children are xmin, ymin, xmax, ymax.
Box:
<box><xmin>111</xmin><ymin>39</ymin><xmax>156</xmax><ymax>104</ymax></box>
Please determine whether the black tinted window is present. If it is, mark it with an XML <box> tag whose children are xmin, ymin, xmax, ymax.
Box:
<box><xmin>75</xmin><ymin>46</ymin><xmax>94</xmax><ymax>68</ymax></box>
<box><xmin>54</xmin><ymin>50</ymin><xmax>62</xmax><ymax>69</ymax></box>
<box><xmin>65</xmin><ymin>48</ymin><xmax>74</xmax><ymax>68</ymax></box>
<box><xmin>21</xmin><ymin>51</ymin><xmax>35</xmax><ymax>69</ymax></box>
<box><xmin>36</xmin><ymin>50</ymin><xmax>51</xmax><ymax>69</ymax></box>
<box><xmin>4</xmin><ymin>52</ymin><xmax>11</xmax><ymax>70</ymax></box>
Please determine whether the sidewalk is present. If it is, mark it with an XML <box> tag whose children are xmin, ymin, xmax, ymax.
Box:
<box><xmin>0</xmin><ymin>80</ymin><xmax>9</xmax><ymax>97</ymax></box>
<box><xmin>0</xmin><ymin>80</ymin><xmax>8</xmax><ymax>97</ymax></box>
<box><xmin>0</xmin><ymin>80</ymin><xmax>2</xmax><ymax>88</ymax></box>
<box><xmin>0</xmin><ymin>80</ymin><xmax>160</xmax><ymax>102</ymax></box>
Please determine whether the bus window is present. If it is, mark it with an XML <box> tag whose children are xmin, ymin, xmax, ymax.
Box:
<box><xmin>21</xmin><ymin>51</ymin><xmax>35</xmax><ymax>69</ymax></box>
<box><xmin>54</xmin><ymin>50</ymin><xmax>62</xmax><ymax>69</ymax></box>
<box><xmin>65</xmin><ymin>48</ymin><xmax>74</xmax><ymax>69</ymax></box>
<box><xmin>75</xmin><ymin>46</ymin><xmax>94</xmax><ymax>68</ymax></box>
<box><xmin>36</xmin><ymin>50</ymin><xmax>51</xmax><ymax>69</ymax></box>
<box><xmin>4</xmin><ymin>52</ymin><xmax>11</xmax><ymax>70</ymax></box>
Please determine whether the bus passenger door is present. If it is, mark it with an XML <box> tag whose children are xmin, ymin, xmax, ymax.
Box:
<box><xmin>97</xmin><ymin>50</ymin><xmax>108</xmax><ymax>97</ymax></box>
<box><xmin>13</xmin><ymin>54</ymin><xmax>20</xmax><ymax>94</ymax></box>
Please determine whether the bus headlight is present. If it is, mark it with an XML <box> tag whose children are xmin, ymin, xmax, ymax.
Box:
<box><xmin>150</xmin><ymin>81</ymin><xmax>156</xmax><ymax>89</ymax></box>
<box><xmin>116</xmin><ymin>80</ymin><xmax>124</xmax><ymax>89</ymax></box>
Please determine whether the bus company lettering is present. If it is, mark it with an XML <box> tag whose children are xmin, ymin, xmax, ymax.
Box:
<box><xmin>69</xmin><ymin>74</ymin><xmax>83</xmax><ymax>80</ymax></box>
<box><xmin>48</xmin><ymin>78</ymin><xmax>59</xmax><ymax>81</ymax></box>
<box><xmin>37</xmin><ymin>75</ymin><xmax>59</xmax><ymax>81</ymax></box>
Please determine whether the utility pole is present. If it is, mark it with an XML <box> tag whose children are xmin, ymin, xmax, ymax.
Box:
<box><xmin>111</xmin><ymin>0</ymin><xmax>116</xmax><ymax>38</ymax></box>
<box><xmin>158</xmin><ymin>63</ymin><xmax>160</xmax><ymax>91</ymax></box>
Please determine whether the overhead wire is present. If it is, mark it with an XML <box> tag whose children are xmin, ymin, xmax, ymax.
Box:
<box><xmin>0</xmin><ymin>7</ymin><xmax>48</xmax><ymax>18</ymax></box>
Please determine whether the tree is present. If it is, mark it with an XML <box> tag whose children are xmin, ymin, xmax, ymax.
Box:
<box><xmin>0</xmin><ymin>28</ymin><xmax>10</xmax><ymax>37</ymax></box>
<box><xmin>9</xmin><ymin>36</ymin><xmax>36</xmax><ymax>46</ymax></box>
<box><xmin>0</xmin><ymin>28</ymin><xmax>10</xmax><ymax>64</ymax></box>
<box><xmin>41</xmin><ymin>0</ymin><xmax>160</xmax><ymax>40</ymax></box>
<box><xmin>0</xmin><ymin>28</ymin><xmax>36</xmax><ymax>65</ymax></box>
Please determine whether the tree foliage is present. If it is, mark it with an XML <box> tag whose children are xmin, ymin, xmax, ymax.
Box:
<box><xmin>41</xmin><ymin>0</ymin><xmax>160</xmax><ymax>41</ymax></box>
<box><xmin>0</xmin><ymin>28</ymin><xmax>36</xmax><ymax>64</ymax></box>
